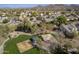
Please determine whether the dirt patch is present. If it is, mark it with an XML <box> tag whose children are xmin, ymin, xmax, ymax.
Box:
<box><xmin>17</xmin><ymin>40</ymin><xmax>33</xmax><ymax>53</ymax></box>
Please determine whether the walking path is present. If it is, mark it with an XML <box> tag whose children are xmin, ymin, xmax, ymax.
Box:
<box><xmin>0</xmin><ymin>38</ymin><xmax>9</xmax><ymax>54</ymax></box>
<box><xmin>0</xmin><ymin>31</ymin><xmax>33</xmax><ymax>54</ymax></box>
<box><xmin>9</xmin><ymin>31</ymin><xmax>33</xmax><ymax>38</ymax></box>
<box><xmin>0</xmin><ymin>31</ymin><xmax>55</xmax><ymax>54</ymax></box>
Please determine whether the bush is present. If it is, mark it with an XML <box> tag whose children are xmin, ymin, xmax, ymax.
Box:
<box><xmin>3</xmin><ymin>19</ymin><xmax>9</xmax><ymax>23</ymax></box>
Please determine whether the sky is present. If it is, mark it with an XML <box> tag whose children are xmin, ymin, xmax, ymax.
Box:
<box><xmin>0</xmin><ymin>4</ymin><xmax>48</xmax><ymax>8</ymax></box>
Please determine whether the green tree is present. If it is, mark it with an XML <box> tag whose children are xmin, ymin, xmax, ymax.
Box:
<box><xmin>32</xmin><ymin>12</ymin><xmax>38</xmax><ymax>17</ymax></box>
<box><xmin>16</xmin><ymin>23</ymin><xmax>24</xmax><ymax>31</ymax></box>
<box><xmin>3</xmin><ymin>19</ymin><xmax>9</xmax><ymax>23</ymax></box>
<box><xmin>24</xmin><ymin>20</ymin><xmax>32</xmax><ymax>32</ymax></box>
<box><xmin>0</xmin><ymin>24</ymin><xmax>9</xmax><ymax>38</ymax></box>
<box><xmin>56</xmin><ymin>15</ymin><xmax>67</xmax><ymax>25</ymax></box>
<box><xmin>7</xmin><ymin>24</ymin><xmax>17</xmax><ymax>32</ymax></box>
<box><xmin>31</xmin><ymin>24</ymin><xmax>38</xmax><ymax>33</ymax></box>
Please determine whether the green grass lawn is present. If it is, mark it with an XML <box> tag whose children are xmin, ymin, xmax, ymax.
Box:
<box><xmin>23</xmin><ymin>48</ymin><xmax>47</xmax><ymax>54</ymax></box>
<box><xmin>4</xmin><ymin>35</ymin><xmax>32</xmax><ymax>54</ymax></box>
<box><xmin>4</xmin><ymin>35</ymin><xmax>47</xmax><ymax>54</ymax></box>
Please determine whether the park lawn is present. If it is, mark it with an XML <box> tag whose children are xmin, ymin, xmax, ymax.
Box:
<box><xmin>4</xmin><ymin>35</ymin><xmax>32</xmax><ymax>54</ymax></box>
<box><xmin>4</xmin><ymin>35</ymin><xmax>47</xmax><ymax>54</ymax></box>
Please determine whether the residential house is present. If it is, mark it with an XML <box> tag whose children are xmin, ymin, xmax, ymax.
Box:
<box><xmin>35</xmin><ymin>34</ymin><xmax>59</xmax><ymax>53</ymax></box>
<box><xmin>59</xmin><ymin>24</ymin><xmax>78</xmax><ymax>38</ymax></box>
<box><xmin>65</xmin><ymin>13</ymin><xmax>78</xmax><ymax>21</ymax></box>
<box><xmin>43</xmin><ymin>15</ymin><xmax>55</xmax><ymax>22</ymax></box>
<box><xmin>0</xmin><ymin>16</ymin><xmax>8</xmax><ymax>22</ymax></box>
<box><xmin>29</xmin><ymin>17</ymin><xmax>41</xmax><ymax>25</ymax></box>
<box><xmin>74</xmin><ymin>22</ymin><xmax>79</xmax><ymax>31</ymax></box>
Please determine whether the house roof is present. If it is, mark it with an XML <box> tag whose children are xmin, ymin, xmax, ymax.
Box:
<box><xmin>41</xmin><ymin>34</ymin><xmax>56</xmax><ymax>42</ymax></box>
<box><xmin>41</xmin><ymin>34</ymin><xmax>52</xmax><ymax>41</ymax></box>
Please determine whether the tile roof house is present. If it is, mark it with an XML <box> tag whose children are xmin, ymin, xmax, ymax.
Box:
<box><xmin>66</xmin><ymin>14</ymin><xmax>78</xmax><ymax>21</ymax></box>
<box><xmin>35</xmin><ymin>34</ymin><xmax>59</xmax><ymax>53</ymax></box>
<box><xmin>29</xmin><ymin>17</ymin><xmax>41</xmax><ymax>25</ymax></box>
<box><xmin>43</xmin><ymin>15</ymin><xmax>55</xmax><ymax>22</ymax></box>
<box><xmin>74</xmin><ymin>22</ymin><xmax>79</xmax><ymax>31</ymax></box>
<box><xmin>41</xmin><ymin>34</ymin><xmax>55</xmax><ymax>41</ymax></box>
<box><xmin>0</xmin><ymin>16</ymin><xmax>8</xmax><ymax>22</ymax></box>
<box><xmin>59</xmin><ymin>24</ymin><xmax>78</xmax><ymax>38</ymax></box>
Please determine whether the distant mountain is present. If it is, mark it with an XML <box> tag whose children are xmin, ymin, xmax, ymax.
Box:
<box><xmin>31</xmin><ymin>4</ymin><xmax>66</xmax><ymax>11</ymax></box>
<box><xmin>31</xmin><ymin>4</ymin><xmax>79</xmax><ymax>11</ymax></box>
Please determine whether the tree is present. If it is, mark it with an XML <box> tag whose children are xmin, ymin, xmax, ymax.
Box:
<box><xmin>61</xmin><ymin>11</ymin><xmax>66</xmax><ymax>14</ymax></box>
<box><xmin>49</xmin><ymin>43</ymin><xmax>68</xmax><ymax>54</ymax></box>
<box><xmin>7</xmin><ymin>24</ymin><xmax>17</xmax><ymax>32</ymax></box>
<box><xmin>0</xmin><ymin>24</ymin><xmax>9</xmax><ymax>38</ymax></box>
<box><xmin>3</xmin><ymin>19</ymin><xmax>9</xmax><ymax>23</ymax></box>
<box><xmin>16</xmin><ymin>19</ymin><xmax>34</xmax><ymax>33</ymax></box>
<box><xmin>21</xmin><ymin>17</ymin><xmax>33</xmax><ymax>33</ymax></box>
<box><xmin>32</xmin><ymin>12</ymin><xmax>38</xmax><ymax>17</ymax></box>
<box><xmin>31</xmin><ymin>24</ymin><xmax>38</xmax><ymax>33</ymax></box>
<box><xmin>25</xmin><ymin>20</ymin><xmax>32</xmax><ymax>32</ymax></box>
<box><xmin>45</xmin><ymin>12</ymin><xmax>49</xmax><ymax>15</ymax></box>
<box><xmin>56</xmin><ymin>15</ymin><xmax>67</xmax><ymax>26</ymax></box>
<box><xmin>16</xmin><ymin>23</ymin><xmax>24</xmax><ymax>31</ymax></box>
